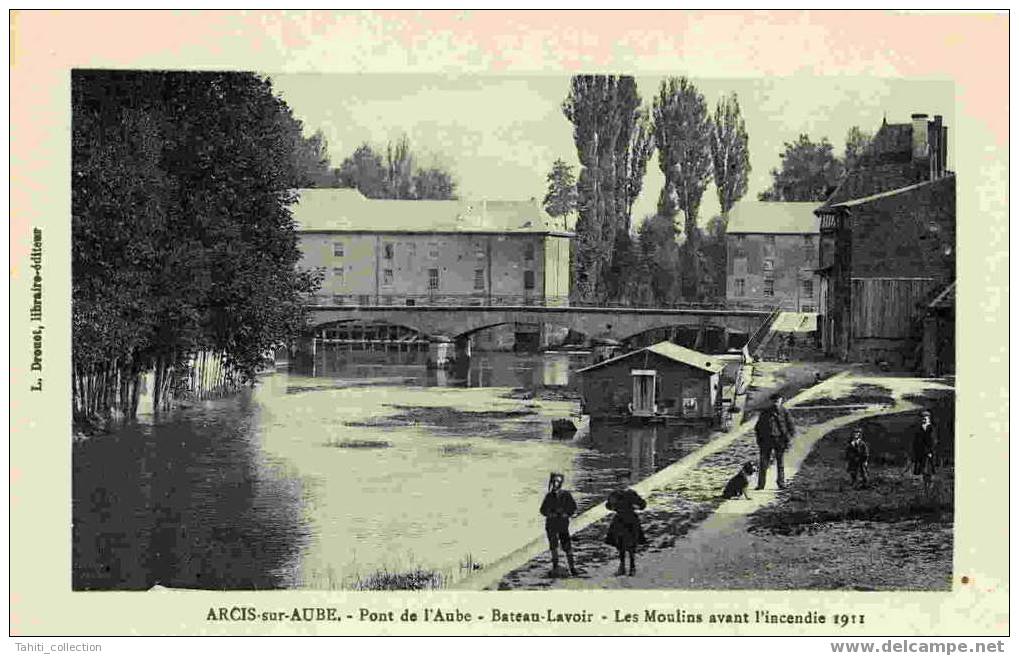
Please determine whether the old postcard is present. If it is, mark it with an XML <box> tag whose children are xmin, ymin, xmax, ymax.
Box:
<box><xmin>9</xmin><ymin>9</ymin><xmax>1009</xmax><ymax>639</ymax></box>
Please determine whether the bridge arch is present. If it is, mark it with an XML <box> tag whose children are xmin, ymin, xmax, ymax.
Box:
<box><xmin>306</xmin><ymin>306</ymin><xmax>771</xmax><ymax>349</ymax></box>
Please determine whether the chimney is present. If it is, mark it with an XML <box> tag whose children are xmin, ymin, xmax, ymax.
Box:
<box><xmin>911</xmin><ymin>113</ymin><xmax>929</xmax><ymax>160</ymax></box>
<box><xmin>928</xmin><ymin>115</ymin><xmax>940</xmax><ymax>179</ymax></box>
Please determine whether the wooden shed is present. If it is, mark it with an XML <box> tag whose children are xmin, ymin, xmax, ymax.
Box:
<box><xmin>576</xmin><ymin>341</ymin><xmax>725</xmax><ymax>422</ymax></box>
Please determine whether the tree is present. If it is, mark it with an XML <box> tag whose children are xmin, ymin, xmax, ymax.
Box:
<box><xmin>636</xmin><ymin>215</ymin><xmax>682</xmax><ymax>306</ymax></box>
<box><xmin>336</xmin><ymin>137</ymin><xmax>457</xmax><ymax>200</ymax></box>
<box><xmin>700</xmin><ymin>214</ymin><xmax>729</xmax><ymax>301</ymax></box>
<box><xmin>337</xmin><ymin>143</ymin><xmax>389</xmax><ymax>198</ymax></box>
<box><xmin>385</xmin><ymin>134</ymin><xmax>415</xmax><ymax>199</ymax></box>
<box><xmin>542</xmin><ymin>158</ymin><xmax>578</xmax><ymax>229</ymax></box>
<box><xmin>652</xmin><ymin>77</ymin><xmax>713</xmax><ymax>301</ymax></box>
<box><xmin>758</xmin><ymin>134</ymin><xmax>844</xmax><ymax>201</ymax></box>
<box><xmin>72</xmin><ymin>70</ymin><xmax>320</xmax><ymax>423</ymax></box>
<box><xmin>413</xmin><ymin>166</ymin><xmax>457</xmax><ymax>200</ymax></box>
<box><xmin>652</xmin><ymin>77</ymin><xmax>713</xmax><ymax>241</ymax></box>
<box><xmin>710</xmin><ymin>93</ymin><xmax>751</xmax><ymax>215</ymax></box>
<box><xmin>293</xmin><ymin>129</ymin><xmax>338</xmax><ymax>187</ymax></box>
<box><xmin>843</xmin><ymin>125</ymin><xmax>873</xmax><ymax>171</ymax></box>
<box><xmin>562</xmin><ymin>75</ymin><xmax>654</xmax><ymax>303</ymax></box>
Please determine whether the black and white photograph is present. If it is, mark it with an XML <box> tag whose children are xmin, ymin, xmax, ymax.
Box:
<box><xmin>9</xmin><ymin>8</ymin><xmax>1008</xmax><ymax>641</ymax></box>
<box><xmin>70</xmin><ymin>69</ymin><xmax>957</xmax><ymax>593</ymax></box>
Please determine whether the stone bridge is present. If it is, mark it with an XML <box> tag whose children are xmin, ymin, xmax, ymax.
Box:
<box><xmin>306</xmin><ymin>304</ymin><xmax>772</xmax><ymax>344</ymax></box>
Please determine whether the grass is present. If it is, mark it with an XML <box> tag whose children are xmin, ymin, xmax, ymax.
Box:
<box><xmin>308</xmin><ymin>553</ymin><xmax>484</xmax><ymax>591</ymax></box>
<box><xmin>737</xmin><ymin>401</ymin><xmax>955</xmax><ymax>591</ymax></box>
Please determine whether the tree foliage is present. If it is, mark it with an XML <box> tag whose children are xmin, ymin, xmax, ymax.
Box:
<box><xmin>710</xmin><ymin>93</ymin><xmax>751</xmax><ymax>215</ymax></box>
<box><xmin>758</xmin><ymin>134</ymin><xmax>845</xmax><ymax>201</ymax></box>
<box><xmin>336</xmin><ymin>137</ymin><xmax>458</xmax><ymax>200</ymax></box>
<box><xmin>72</xmin><ymin>70</ymin><xmax>320</xmax><ymax>422</ymax></box>
<box><xmin>542</xmin><ymin>158</ymin><xmax>578</xmax><ymax>228</ymax></box>
<box><xmin>562</xmin><ymin>75</ymin><xmax>655</xmax><ymax>303</ymax></box>
<box><xmin>843</xmin><ymin>125</ymin><xmax>873</xmax><ymax>171</ymax></box>
<box><xmin>652</xmin><ymin>77</ymin><xmax>713</xmax><ymax>240</ymax></box>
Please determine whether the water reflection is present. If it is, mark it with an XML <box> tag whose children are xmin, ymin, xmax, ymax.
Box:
<box><xmin>73</xmin><ymin>350</ymin><xmax>717</xmax><ymax>590</ymax></box>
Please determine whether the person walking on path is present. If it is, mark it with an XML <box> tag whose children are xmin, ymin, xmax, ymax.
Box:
<box><xmin>911</xmin><ymin>409</ymin><xmax>939</xmax><ymax>495</ymax></box>
<box><xmin>604</xmin><ymin>472</ymin><xmax>647</xmax><ymax>577</ymax></box>
<box><xmin>845</xmin><ymin>425</ymin><xmax>871</xmax><ymax>488</ymax></box>
<box><xmin>539</xmin><ymin>472</ymin><xmax>578</xmax><ymax>577</ymax></box>
<box><xmin>755</xmin><ymin>393</ymin><xmax>796</xmax><ymax>490</ymax></box>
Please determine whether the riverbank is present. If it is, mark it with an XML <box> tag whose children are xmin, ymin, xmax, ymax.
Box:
<box><xmin>478</xmin><ymin>368</ymin><xmax>954</xmax><ymax>591</ymax></box>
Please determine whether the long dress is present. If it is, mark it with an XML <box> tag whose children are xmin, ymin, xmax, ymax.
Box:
<box><xmin>604</xmin><ymin>488</ymin><xmax>647</xmax><ymax>549</ymax></box>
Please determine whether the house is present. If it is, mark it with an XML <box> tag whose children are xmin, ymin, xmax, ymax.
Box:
<box><xmin>815</xmin><ymin>113</ymin><xmax>955</xmax><ymax>366</ymax></box>
<box><xmin>293</xmin><ymin>188</ymin><xmax>573</xmax><ymax>308</ymax></box>
<box><xmin>576</xmin><ymin>341</ymin><xmax>725</xmax><ymax>422</ymax></box>
<box><xmin>725</xmin><ymin>201</ymin><xmax>821</xmax><ymax>311</ymax></box>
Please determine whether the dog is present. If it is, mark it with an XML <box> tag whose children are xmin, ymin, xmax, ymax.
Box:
<box><xmin>722</xmin><ymin>461</ymin><xmax>757</xmax><ymax>500</ymax></box>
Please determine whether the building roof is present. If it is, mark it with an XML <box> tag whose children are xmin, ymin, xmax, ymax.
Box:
<box><xmin>577</xmin><ymin>341</ymin><xmax>725</xmax><ymax>375</ymax></box>
<box><xmin>726</xmin><ymin>201</ymin><xmax>820</xmax><ymax>235</ymax></box>
<box><xmin>292</xmin><ymin>188</ymin><xmax>573</xmax><ymax>236</ymax></box>
<box><xmin>820</xmin><ymin>174</ymin><xmax>955</xmax><ymax>212</ymax></box>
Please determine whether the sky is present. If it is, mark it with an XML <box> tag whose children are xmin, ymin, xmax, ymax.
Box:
<box><xmin>271</xmin><ymin>74</ymin><xmax>954</xmax><ymax>227</ymax></box>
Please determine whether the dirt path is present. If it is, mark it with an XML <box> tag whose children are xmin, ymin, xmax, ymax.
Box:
<box><xmin>474</xmin><ymin>373</ymin><xmax>951</xmax><ymax>591</ymax></box>
<box><xmin>456</xmin><ymin>371</ymin><xmax>854</xmax><ymax>591</ymax></box>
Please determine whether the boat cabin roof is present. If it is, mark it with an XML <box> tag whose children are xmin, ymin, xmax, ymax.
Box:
<box><xmin>576</xmin><ymin>341</ymin><xmax>725</xmax><ymax>375</ymax></box>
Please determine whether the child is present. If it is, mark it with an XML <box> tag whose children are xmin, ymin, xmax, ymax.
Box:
<box><xmin>845</xmin><ymin>426</ymin><xmax>870</xmax><ymax>488</ymax></box>
<box><xmin>539</xmin><ymin>472</ymin><xmax>578</xmax><ymax>576</ymax></box>
<box><xmin>604</xmin><ymin>472</ymin><xmax>647</xmax><ymax>576</ymax></box>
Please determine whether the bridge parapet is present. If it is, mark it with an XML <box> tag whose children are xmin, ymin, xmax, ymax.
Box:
<box><xmin>305</xmin><ymin>302</ymin><xmax>775</xmax><ymax>346</ymax></box>
<box><xmin>308</xmin><ymin>292</ymin><xmax>773</xmax><ymax>312</ymax></box>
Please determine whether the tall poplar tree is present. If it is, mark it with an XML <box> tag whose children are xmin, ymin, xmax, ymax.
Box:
<box><xmin>563</xmin><ymin>75</ymin><xmax>654</xmax><ymax>303</ymax></box>
<box><xmin>710</xmin><ymin>93</ymin><xmax>751</xmax><ymax>216</ymax></box>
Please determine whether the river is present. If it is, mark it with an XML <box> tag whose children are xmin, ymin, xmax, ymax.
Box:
<box><xmin>72</xmin><ymin>350</ymin><xmax>718</xmax><ymax>590</ymax></box>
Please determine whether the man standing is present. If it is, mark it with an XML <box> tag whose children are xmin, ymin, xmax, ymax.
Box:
<box><xmin>539</xmin><ymin>472</ymin><xmax>579</xmax><ymax>576</ymax></box>
<box><xmin>911</xmin><ymin>409</ymin><xmax>939</xmax><ymax>495</ymax></box>
<box><xmin>755</xmin><ymin>393</ymin><xmax>795</xmax><ymax>490</ymax></box>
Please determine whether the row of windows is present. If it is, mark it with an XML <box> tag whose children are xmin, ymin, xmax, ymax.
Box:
<box><xmin>328</xmin><ymin>267</ymin><xmax>535</xmax><ymax>291</ymax></box>
<box><xmin>732</xmin><ymin>279</ymin><xmax>813</xmax><ymax>298</ymax></box>
<box><xmin>332</xmin><ymin>242</ymin><xmax>536</xmax><ymax>261</ymax></box>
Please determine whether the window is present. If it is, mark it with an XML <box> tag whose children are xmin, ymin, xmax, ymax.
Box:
<box><xmin>382</xmin><ymin>269</ymin><xmax>393</xmax><ymax>287</ymax></box>
<box><xmin>766</xmin><ymin>235</ymin><xmax>776</xmax><ymax>245</ymax></box>
<box><xmin>734</xmin><ymin>278</ymin><xmax>746</xmax><ymax>296</ymax></box>
<box><xmin>475</xmin><ymin>245</ymin><xmax>486</xmax><ymax>260</ymax></box>
<box><xmin>802</xmin><ymin>279</ymin><xmax>814</xmax><ymax>298</ymax></box>
<box><xmin>358</xmin><ymin>294</ymin><xmax>370</xmax><ymax>305</ymax></box>
<box><xmin>524</xmin><ymin>243</ymin><xmax>535</xmax><ymax>262</ymax></box>
<box><xmin>332</xmin><ymin>267</ymin><xmax>344</xmax><ymax>283</ymax></box>
<box><xmin>428</xmin><ymin>268</ymin><xmax>439</xmax><ymax>290</ymax></box>
<box><xmin>764</xmin><ymin>279</ymin><xmax>775</xmax><ymax>297</ymax></box>
<box><xmin>763</xmin><ymin>258</ymin><xmax>774</xmax><ymax>273</ymax></box>
<box><xmin>523</xmin><ymin>270</ymin><xmax>535</xmax><ymax>290</ymax></box>
<box><xmin>333</xmin><ymin>294</ymin><xmax>346</xmax><ymax>305</ymax></box>
<box><xmin>428</xmin><ymin>242</ymin><xmax>440</xmax><ymax>259</ymax></box>
<box><xmin>333</xmin><ymin>242</ymin><xmax>345</xmax><ymax>257</ymax></box>
<box><xmin>474</xmin><ymin>269</ymin><xmax>485</xmax><ymax>290</ymax></box>
<box><xmin>383</xmin><ymin>243</ymin><xmax>394</xmax><ymax>260</ymax></box>
<box><xmin>801</xmin><ymin>304</ymin><xmax>815</xmax><ymax>312</ymax></box>
<box><xmin>733</xmin><ymin>234</ymin><xmax>747</xmax><ymax>258</ymax></box>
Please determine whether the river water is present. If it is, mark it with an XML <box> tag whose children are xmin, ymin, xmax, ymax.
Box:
<box><xmin>72</xmin><ymin>350</ymin><xmax>717</xmax><ymax>590</ymax></box>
